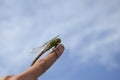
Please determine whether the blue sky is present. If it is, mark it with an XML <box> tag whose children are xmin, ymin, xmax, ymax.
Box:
<box><xmin>0</xmin><ymin>0</ymin><xmax>120</xmax><ymax>80</ymax></box>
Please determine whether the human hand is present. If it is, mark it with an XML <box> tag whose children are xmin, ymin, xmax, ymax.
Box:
<box><xmin>0</xmin><ymin>44</ymin><xmax>64</xmax><ymax>80</ymax></box>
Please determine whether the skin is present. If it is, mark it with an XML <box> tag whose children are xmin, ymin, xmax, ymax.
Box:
<box><xmin>0</xmin><ymin>44</ymin><xmax>64</xmax><ymax>80</ymax></box>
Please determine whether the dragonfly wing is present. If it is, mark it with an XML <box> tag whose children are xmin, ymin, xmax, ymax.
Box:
<box><xmin>38</xmin><ymin>35</ymin><xmax>59</xmax><ymax>50</ymax></box>
<box><xmin>41</xmin><ymin>35</ymin><xmax>60</xmax><ymax>51</ymax></box>
<box><xmin>30</xmin><ymin>44</ymin><xmax>48</xmax><ymax>53</ymax></box>
<box><xmin>30</xmin><ymin>47</ymin><xmax>41</xmax><ymax>54</ymax></box>
<box><xmin>30</xmin><ymin>35</ymin><xmax>60</xmax><ymax>54</ymax></box>
<box><xmin>48</xmin><ymin>35</ymin><xmax>60</xmax><ymax>43</ymax></box>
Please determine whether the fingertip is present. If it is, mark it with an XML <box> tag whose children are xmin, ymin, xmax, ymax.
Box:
<box><xmin>53</xmin><ymin>44</ymin><xmax>64</xmax><ymax>58</ymax></box>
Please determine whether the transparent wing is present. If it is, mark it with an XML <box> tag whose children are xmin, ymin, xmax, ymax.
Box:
<box><xmin>30</xmin><ymin>44</ymin><xmax>48</xmax><ymax>54</ymax></box>
<box><xmin>39</xmin><ymin>34</ymin><xmax>60</xmax><ymax>47</ymax></box>
<box><xmin>30</xmin><ymin>35</ymin><xmax>60</xmax><ymax>54</ymax></box>
<box><xmin>49</xmin><ymin>34</ymin><xmax>60</xmax><ymax>42</ymax></box>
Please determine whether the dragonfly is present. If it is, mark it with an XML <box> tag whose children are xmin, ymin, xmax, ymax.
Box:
<box><xmin>31</xmin><ymin>35</ymin><xmax>61</xmax><ymax>66</ymax></box>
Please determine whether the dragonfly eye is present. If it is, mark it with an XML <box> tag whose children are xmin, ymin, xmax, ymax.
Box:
<box><xmin>57</xmin><ymin>38</ymin><xmax>61</xmax><ymax>43</ymax></box>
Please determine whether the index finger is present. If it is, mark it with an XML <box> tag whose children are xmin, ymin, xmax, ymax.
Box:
<box><xmin>17</xmin><ymin>44</ymin><xmax>64</xmax><ymax>80</ymax></box>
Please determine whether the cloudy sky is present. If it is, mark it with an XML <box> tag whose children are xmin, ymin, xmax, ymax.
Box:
<box><xmin>0</xmin><ymin>0</ymin><xmax>120</xmax><ymax>80</ymax></box>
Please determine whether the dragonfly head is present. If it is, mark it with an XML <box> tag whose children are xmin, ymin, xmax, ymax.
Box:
<box><xmin>56</xmin><ymin>38</ymin><xmax>61</xmax><ymax>44</ymax></box>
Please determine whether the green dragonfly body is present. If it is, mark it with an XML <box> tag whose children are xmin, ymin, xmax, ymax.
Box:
<box><xmin>31</xmin><ymin>35</ymin><xmax>61</xmax><ymax>66</ymax></box>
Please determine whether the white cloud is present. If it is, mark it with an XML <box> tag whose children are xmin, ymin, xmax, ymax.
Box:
<box><xmin>0</xmin><ymin>0</ymin><xmax>120</xmax><ymax>76</ymax></box>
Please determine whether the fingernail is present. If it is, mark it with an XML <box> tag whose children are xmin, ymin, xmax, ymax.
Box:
<box><xmin>58</xmin><ymin>44</ymin><xmax>64</xmax><ymax>53</ymax></box>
